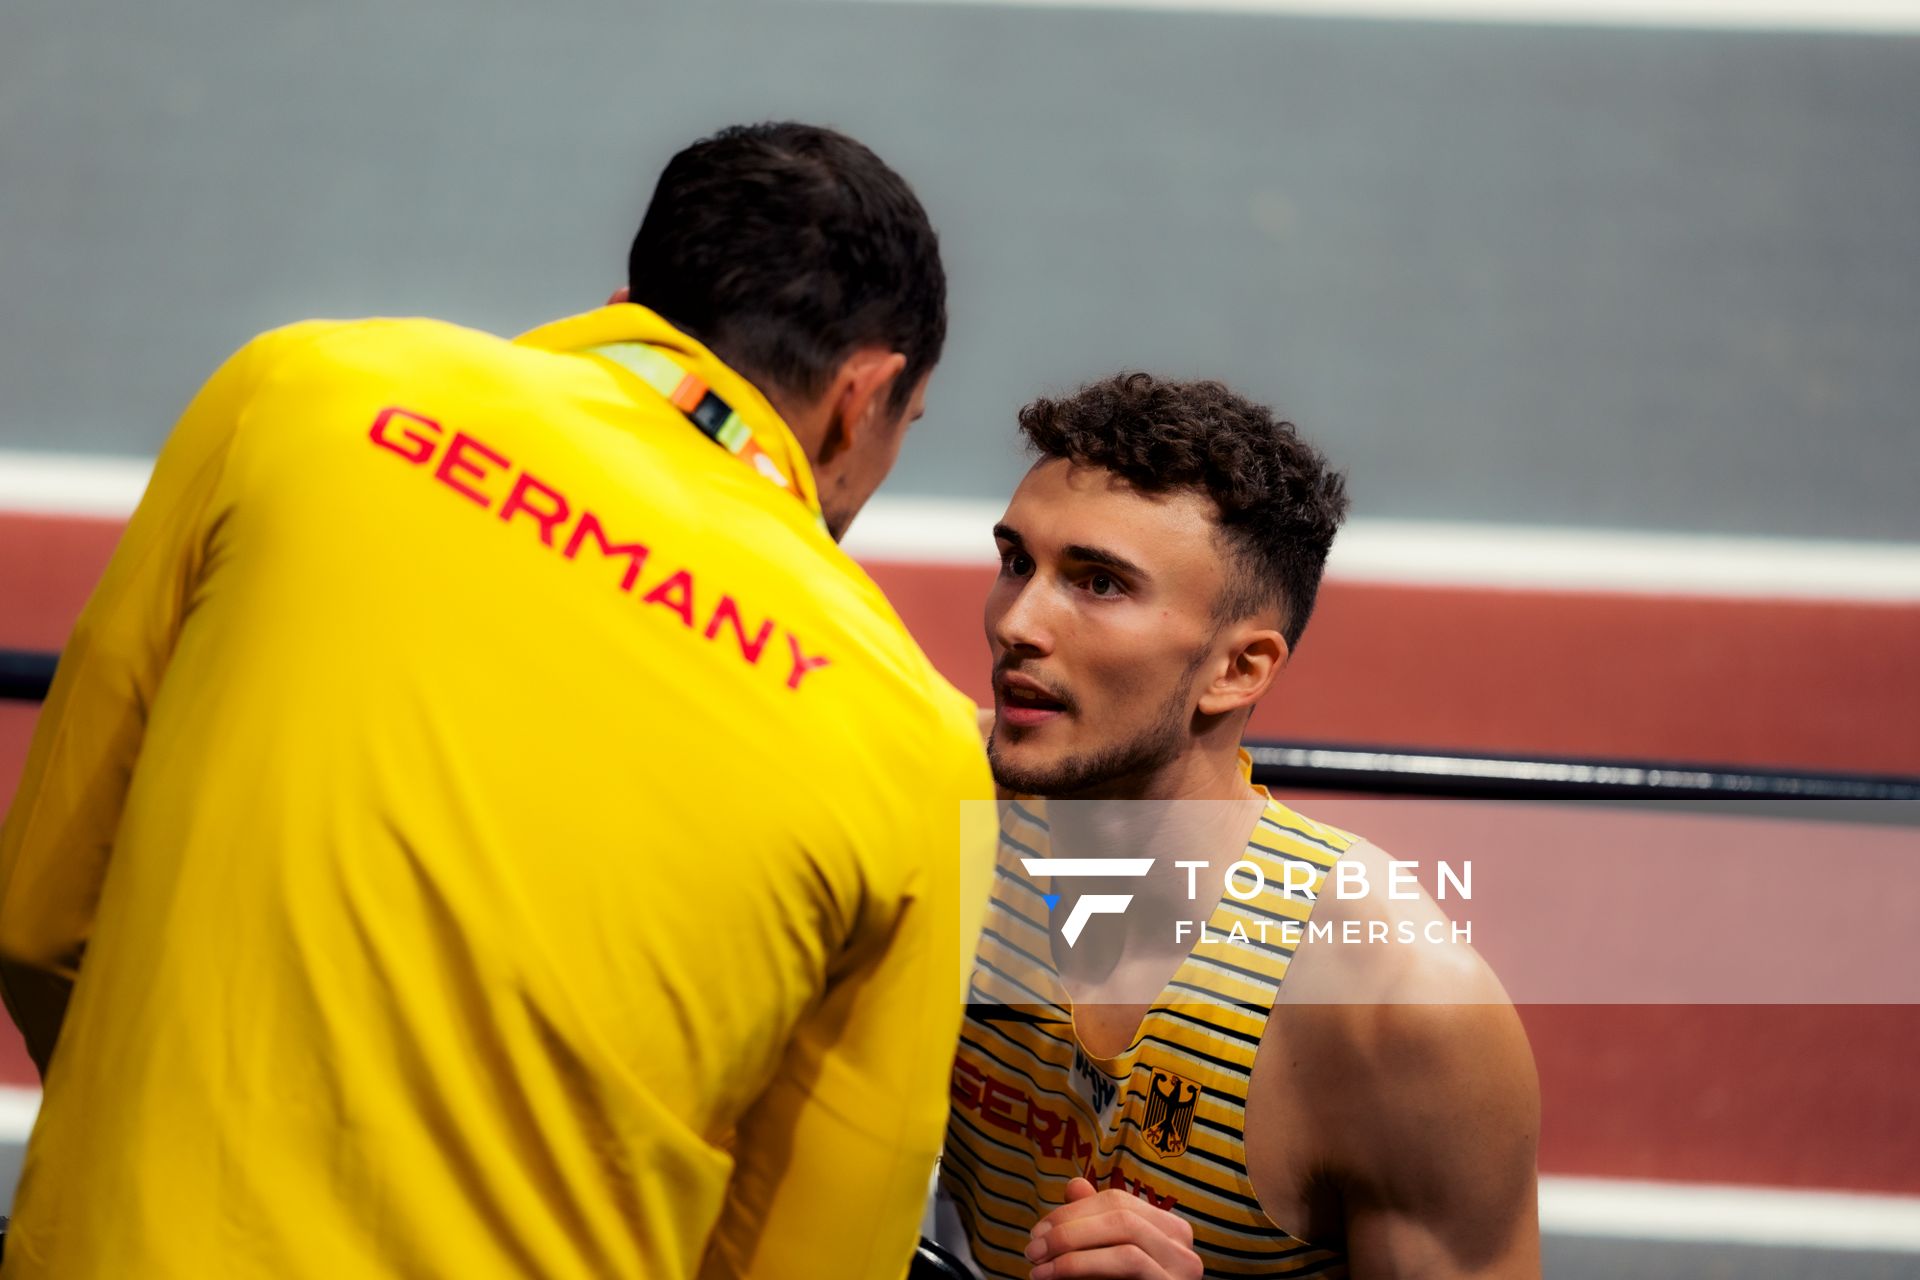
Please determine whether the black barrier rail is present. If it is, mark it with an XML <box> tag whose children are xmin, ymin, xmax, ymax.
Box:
<box><xmin>1245</xmin><ymin>742</ymin><xmax>1920</xmax><ymax>803</ymax></box>
<box><xmin>4</xmin><ymin>646</ymin><xmax>1918</xmax><ymax>801</ymax></box>
<box><xmin>0</xmin><ymin>649</ymin><xmax>58</xmax><ymax>704</ymax></box>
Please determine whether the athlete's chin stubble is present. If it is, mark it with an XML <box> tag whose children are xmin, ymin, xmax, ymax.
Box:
<box><xmin>988</xmin><ymin>702</ymin><xmax>1190</xmax><ymax>799</ymax></box>
<box><xmin>990</xmin><ymin>647</ymin><xmax>1212</xmax><ymax>798</ymax></box>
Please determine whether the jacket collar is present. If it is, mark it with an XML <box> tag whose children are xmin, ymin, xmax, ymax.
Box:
<box><xmin>517</xmin><ymin>304</ymin><xmax>821</xmax><ymax>520</ymax></box>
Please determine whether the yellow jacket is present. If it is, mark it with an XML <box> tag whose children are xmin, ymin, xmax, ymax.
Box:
<box><xmin>0</xmin><ymin>305</ymin><xmax>993</xmax><ymax>1278</ymax></box>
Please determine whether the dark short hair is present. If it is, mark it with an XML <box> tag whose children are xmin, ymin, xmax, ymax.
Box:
<box><xmin>1017</xmin><ymin>373</ymin><xmax>1349</xmax><ymax>648</ymax></box>
<box><xmin>627</xmin><ymin>122</ymin><xmax>945</xmax><ymax>414</ymax></box>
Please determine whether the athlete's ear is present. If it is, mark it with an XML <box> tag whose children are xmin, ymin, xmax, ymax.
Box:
<box><xmin>1195</xmin><ymin>629</ymin><xmax>1288</xmax><ymax>717</ymax></box>
<box><xmin>606</xmin><ymin>285</ymin><xmax>631</xmax><ymax>306</ymax></box>
<box><xmin>815</xmin><ymin>348</ymin><xmax>907</xmax><ymax>467</ymax></box>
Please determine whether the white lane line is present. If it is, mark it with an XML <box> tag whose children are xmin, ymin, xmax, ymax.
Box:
<box><xmin>846</xmin><ymin>496</ymin><xmax>1920</xmax><ymax>602</ymax></box>
<box><xmin>0</xmin><ymin>451</ymin><xmax>153</xmax><ymax>518</ymax></box>
<box><xmin>0</xmin><ymin>1085</ymin><xmax>38</xmax><ymax>1142</ymax></box>
<box><xmin>1540</xmin><ymin>1175</ymin><xmax>1920</xmax><ymax>1253</ymax></box>
<box><xmin>846</xmin><ymin>0</ymin><xmax>1920</xmax><ymax>36</ymax></box>
<box><xmin>845</xmin><ymin>496</ymin><xmax>1005</xmax><ymax>564</ymax></box>
<box><xmin>0</xmin><ymin>1080</ymin><xmax>1915</xmax><ymax>1257</ymax></box>
<box><xmin>1326</xmin><ymin>518</ymin><xmax>1920</xmax><ymax>602</ymax></box>
<box><xmin>6</xmin><ymin>454</ymin><xmax>1919</xmax><ymax>602</ymax></box>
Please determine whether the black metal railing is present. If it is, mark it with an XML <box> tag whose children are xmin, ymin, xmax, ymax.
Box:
<box><xmin>0</xmin><ymin>649</ymin><xmax>57</xmax><ymax>704</ymax></box>
<box><xmin>1244</xmin><ymin>742</ymin><xmax>1920</xmax><ymax>802</ymax></box>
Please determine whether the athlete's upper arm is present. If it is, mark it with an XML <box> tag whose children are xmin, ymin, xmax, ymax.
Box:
<box><xmin>699</xmin><ymin>722</ymin><xmax>996</xmax><ymax>1280</ymax></box>
<box><xmin>0</xmin><ymin>332</ymin><xmax>277</xmax><ymax>1068</ymax></box>
<box><xmin>1340</xmin><ymin>965</ymin><xmax>1541</xmax><ymax>1279</ymax></box>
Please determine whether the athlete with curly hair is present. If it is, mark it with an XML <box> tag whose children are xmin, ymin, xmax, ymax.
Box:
<box><xmin>935</xmin><ymin>373</ymin><xmax>1540</xmax><ymax>1280</ymax></box>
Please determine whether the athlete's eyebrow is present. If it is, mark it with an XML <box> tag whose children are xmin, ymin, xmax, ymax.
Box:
<box><xmin>995</xmin><ymin>523</ymin><xmax>1149</xmax><ymax>581</ymax></box>
<box><xmin>1064</xmin><ymin>544</ymin><xmax>1149</xmax><ymax>582</ymax></box>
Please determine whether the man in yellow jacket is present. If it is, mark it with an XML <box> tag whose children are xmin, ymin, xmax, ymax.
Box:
<box><xmin>0</xmin><ymin>122</ymin><xmax>993</xmax><ymax>1279</ymax></box>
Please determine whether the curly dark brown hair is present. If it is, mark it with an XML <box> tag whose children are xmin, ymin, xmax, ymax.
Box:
<box><xmin>1017</xmin><ymin>372</ymin><xmax>1349</xmax><ymax>648</ymax></box>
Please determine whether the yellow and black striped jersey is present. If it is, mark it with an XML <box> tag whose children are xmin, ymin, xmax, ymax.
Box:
<box><xmin>941</xmin><ymin>778</ymin><xmax>1355</xmax><ymax>1278</ymax></box>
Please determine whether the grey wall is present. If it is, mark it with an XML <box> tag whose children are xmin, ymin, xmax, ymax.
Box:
<box><xmin>3</xmin><ymin>0</ymin><xmax>1916</xmax><ymax>538</ymax></box>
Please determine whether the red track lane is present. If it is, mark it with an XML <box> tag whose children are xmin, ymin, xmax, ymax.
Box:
<box><xmin>4</xmin><ymin>513</ymin><xmax>1919</xmax><ymax>1194</ymax></box>
<box><xmin>867</xmin><ymin>563</ymin><xmax>1920</xmax><ymax>776</ymax></box>
<box><xmin>1521</xmin><ymin>1005</ymin><xmax>1920</xmax><ymax>1196</ymax></box>
<box><xmin>7</xmin><ymin>514</ymin><xmax>1920</xmax><ymax>773</ymax></box>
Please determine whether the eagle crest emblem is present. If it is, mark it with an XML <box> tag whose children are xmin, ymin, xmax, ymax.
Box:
<box><xmin>1141</xmin><ymin>1067</ymin><xmax>1200</xmax><ymax>1159</ymax></box>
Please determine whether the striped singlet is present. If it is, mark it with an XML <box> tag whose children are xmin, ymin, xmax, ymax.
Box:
<box><xmin>940</xmin><ymin>789</ymin><xmax>1356</xmax><ymax>1278</ymax></box>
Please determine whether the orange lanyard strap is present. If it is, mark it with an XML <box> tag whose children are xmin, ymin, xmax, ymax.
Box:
<box><xmin>588</xmin><ymin>341</ymin><xmax>825</xmax><ymax>534</ymax></box>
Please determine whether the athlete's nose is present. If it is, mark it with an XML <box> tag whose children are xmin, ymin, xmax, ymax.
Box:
<box><xmin>988</xmin><ymin>573</ymin><xmax>1055</xmax><ymax>659</ymax></box>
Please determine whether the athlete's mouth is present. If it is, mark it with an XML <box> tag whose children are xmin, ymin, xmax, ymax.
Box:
<box><xmin>996</xmin><ymin>671</ymin><xmax>1071</xmax><ymax>727</ymax></box>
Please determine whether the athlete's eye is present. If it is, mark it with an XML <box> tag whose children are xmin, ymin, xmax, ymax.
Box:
<box><xmin>1086</xmin><ymin>573</ymin><xmax>1120</xmax><ymax>597</ymax></box>
<box><xmin>1000</xmin><ymin>550</ymin><xmax>1034</xmax><ymax>578</ymax></box>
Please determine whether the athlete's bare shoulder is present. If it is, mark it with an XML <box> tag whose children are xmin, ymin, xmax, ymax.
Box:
<box><xmin>1251</xmin><ymin>839</ymin><xmax>1541</xmax><ymax>1277</ymax></box>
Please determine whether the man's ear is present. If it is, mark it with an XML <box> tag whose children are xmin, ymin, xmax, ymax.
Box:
<box><xmin>816</xmin><ymin>348</ymin><xmax>908</xmax><ymax>466</ymax></box>
<box><xmin>1196</xmin><ymin>629</ymin><xmax>1289</xmax><ymax>717</ymax></box>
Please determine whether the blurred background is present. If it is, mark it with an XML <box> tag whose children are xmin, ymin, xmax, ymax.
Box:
<box><xmin>2</xmin><ymin>1</ymin><xmax>1917</xmax><ymax>1275</ymax></box>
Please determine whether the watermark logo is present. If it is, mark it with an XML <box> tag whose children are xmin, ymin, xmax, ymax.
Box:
<box><xmin>1019</xmin><ymin>853</ymin><xmax>1473</xmax><ymax>947</ymax></box>
<box><xmin>1019</xmin><ymin>856</ymin><xmax>1154</xmax><ymax>945</ymax></box>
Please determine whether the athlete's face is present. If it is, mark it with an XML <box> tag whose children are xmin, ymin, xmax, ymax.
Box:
<box><xmin>984</xmin><ymin>460</ymin><xmax>1234</xmax><ymax>797</ymax></box>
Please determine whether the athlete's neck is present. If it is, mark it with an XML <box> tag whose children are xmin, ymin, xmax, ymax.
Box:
<box><xmin>1044</xmin><ymin>747</ymin><xmax>1267</xmax><ymax>955</ymax></box>
<box><xmin>1045</xmin><ymin>787</ymin><xmax>1265</xmax><ymax>880</ymax></box>
<box><xmin>1045</xmin><ymin>744</ymin><xmax>1261</xmax><ymax>829</ymax></box>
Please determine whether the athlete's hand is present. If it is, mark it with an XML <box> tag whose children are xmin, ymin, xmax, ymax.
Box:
<box><xmin>1024</xmin><ymin>1178</ymin><xmax>1203</xmax><ymax>1279</ymax></box>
